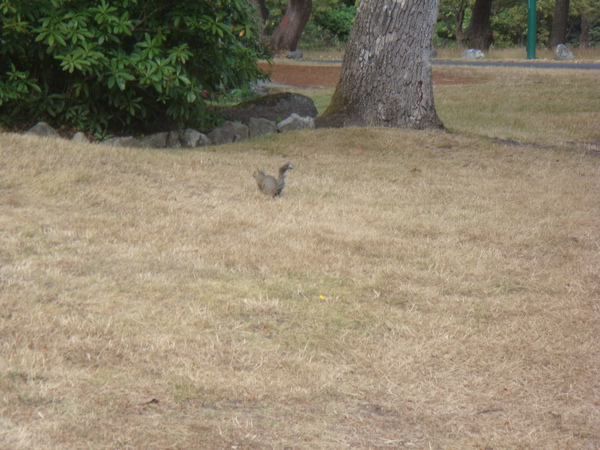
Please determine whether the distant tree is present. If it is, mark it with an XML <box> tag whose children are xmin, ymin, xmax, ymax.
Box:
<box><xmin>267</xmin><ymin>0</ymin><xmax>312</xmax><ymax>51</ymax></box>
<box><xmin>249</xmin><ymin>0</ymin><xmax>270</xmax><ymax>31</ymax></box>
<box><xmin>263</xmin><ymin>0</ymin><xmax>356</xmax><ymax>47</ymax></box>
<box><xmin>487</xmin><ymin>0</ymin><xmax>555</xmax><ymax>47</ymax></box>
<box><xmin>470</xmin><ymin>0</ymin><xmax>495</xmax><ymax>49</ymax></box>
<box><xmin>549</xmin><ymin>0</ymin><xmax>571</xmax><ymax>46</ymax></box>
<box><xmin>574</xmin><ymin>0</ymin><xmax>600</xmax><ymax>46</ymax></box>
<box><xmin>489</xmin><ymin>0</ymin><xmax>527</xmax><ymax>47</ymax></box>
<box><xmin>318</xmin><ymin>0</ymin><xmax>443</xmax><ymax>130</ymax></box>
<box><xmin>438</xmin><ymin>0</ymin><xmax>473</xmax><ymax>47</ymax></box>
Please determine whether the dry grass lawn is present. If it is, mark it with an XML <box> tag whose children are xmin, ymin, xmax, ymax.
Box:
<box><xmin>301</xmin><ymin>46</ymin><xmax>600</xmax><ymax>62</ymax></box>
<box><xmin>1</xmin><ymin>68</ymin><xmax>599</xmax><ymax>448</ymax></box>
<box><xmin>434</xmin><ymin>67</ymin><xmax>600</xmax><ymax>148</ymax></box>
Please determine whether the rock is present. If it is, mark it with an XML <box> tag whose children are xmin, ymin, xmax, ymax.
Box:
<box><xmin>14</xmin><ymin>98</ymin><xmax>320</xmax><ymax>148</ymax></box>
<box><xmin>206</xmin><ymin>128</ymin><xmax>231</xmax><ymax>145</ymax></box>
<box><xmin>250</xmin><ymin>82</ymin><xmax>269</xmax><ymax>95</ymax></box>
<box><xmin>277</xmin><ymin>113</ymin><xmax>315</xmax><ymax>133</ymax></box>
<box><xmin>461</xmin><ymin>49</ymin><xmax>485</xmax><ymax>59</ymax></box>
<box><xmin>207</xmin><ymin>121</ymin><xmax>249</xmax><ymax>145</ymax></box>
<box><xmin>180</xmin><ymin>129</ymin><xmax>211</xmax><ymax>147</ymax></box>
<box><xmin>101</xmin><ymin>136</ymin><xmax>141</xmax><ymax>148</ymax></box>
<box><xmin>554</xmin><ymin>44</ymin><xmax>574</xmax><ymax>61</ymax></box>
<box><xmin>287</xmin><ymin>50</ymin><xmax>303</xmax><ymax>59</ymax></box>
<box><xmin>249</xmin><ymin>117</ymin><xmax>277</xmax><ymax>138</ymax></box>
<box><xmin>167</xmin><ymin>131</ymin><xmax>181</xmax><ymax>148</ymax></box>
<box><xmin>141</xmin><ymin>129</ymin><xmax>211</xmax><ymax>148</ymax></box>
<box><xmin>140</xmin><ymin>132</ymin><xmax>169</xmax><ymax>148</ymax></box>
<box><xmin>71</xmin><ymin>132</ymin><xmax>89</xmax><ymax>143</ymax></box>
<box><xmin>26</xmin><ymin>121</ymin><xmax>60</xmax><ymax>139</ymax></box>
<box><xmin>220</xmin><ymin>92</ymin><xmax>318</xmax><ymax>124</ymax></box>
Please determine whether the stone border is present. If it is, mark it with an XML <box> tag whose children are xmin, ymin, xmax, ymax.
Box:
<box><xmin>18</xmin><ymin>114</ymin><xmax>315</xmax><ymax>149</ymax></box>
<box><xmin>10</xmin><ymin>92</ymin><xmax>319</xmax><ymax>149</ymax></box>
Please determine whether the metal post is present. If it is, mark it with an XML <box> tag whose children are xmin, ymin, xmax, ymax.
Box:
<box><xmin>527</xmin><ymin>0</ymin><xmax>537</xmax><ymax>59</ymax></box>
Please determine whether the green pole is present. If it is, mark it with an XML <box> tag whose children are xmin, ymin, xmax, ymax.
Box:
<box><xmin>527</xmin><ymin>0</ymin><xmax>537</xmax><ymax>59</ymax></box>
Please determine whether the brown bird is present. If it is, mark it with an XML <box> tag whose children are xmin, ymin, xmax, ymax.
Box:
<box><xmin>252</xmin><ymin>162</ymin><xmax>294</xmax><ymax>197</ymax></box>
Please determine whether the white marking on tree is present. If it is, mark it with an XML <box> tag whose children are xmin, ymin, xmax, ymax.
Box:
<box><xmin>373</xmin><ymin>33</ymin><xmax>399</xmax><ymax>56</ymax></box>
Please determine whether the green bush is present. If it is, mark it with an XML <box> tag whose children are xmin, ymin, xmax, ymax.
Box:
<box><xmin>313</xmin><ymin>5</ymin><xmax>356</xmax><ymax>42</ymax></box>
<box><xmin>588</xmin><ymin>23</ymin><xmax>600</xmax><ymax>45</ymax></box>
<box><xmin>0</xmin><ymin>0</ymin><xmax>268</xmax><ymax>137</ymax></box>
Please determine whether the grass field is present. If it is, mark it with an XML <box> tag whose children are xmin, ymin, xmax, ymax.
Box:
<box><xmin>1</xmin><ymin>66</ymin><xmax>599</xmax><ymax>448</ymax></box>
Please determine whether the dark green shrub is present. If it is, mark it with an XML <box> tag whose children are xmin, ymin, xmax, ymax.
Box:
<box><xmin>0</xmin><ymin>0</ymin><xmax>268</xmax><ymax>136</ymax></box>
<box><xmin>589</xmin><ymin>23</ymin><xmax>600</xmax><ymax>46</ymax></box>
<box><xmin>313</xmin><ymin>5</ymin><xmax>356</xmax><ymax>42</ymax></box>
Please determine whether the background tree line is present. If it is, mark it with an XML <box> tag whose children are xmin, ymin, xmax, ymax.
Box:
<box><xmin>437</xmin><ymin>0</ymin><xmax>600</xmax><ymax>49</ymax></box>
<box><xmin>259</xmin><ymin>0</ymin><xmax>600</xmax><ymax>50</ymax></box>
<box><xmin>2</xmin><ymin>0</ymin><xmax>598</xmax><ymax>138</ymax></box>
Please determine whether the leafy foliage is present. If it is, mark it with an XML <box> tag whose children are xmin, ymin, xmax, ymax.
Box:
<box><xmin>489</xmin><ymin>0</ymin><xmax>556</xmax><ymax>47</ymax></box>
<box><xmin>437</xmin><ymin>0</ymin><xmax>473</xmax><ymax>47</ymax></box>
<box><xmin>0</xmin><ymin>0</ymin><xmax>268</xmax><ymax>136</ymax></box>
<box><xmin>588</xmin><ymin>22</ymin><xmax>600</xmax><ymax>44</ymax></box>
<box><xmin>313</xmin><ymin>4</ymin><xmax>357</xmax><ymax>41</ymax></box>
<box><xmin>262</xmin><ymin>0</ymin><xmax>600</xmax><ymax>50</ymax></box>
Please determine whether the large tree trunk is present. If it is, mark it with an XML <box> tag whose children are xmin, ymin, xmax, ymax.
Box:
<box><xmin>317</xmin><ymin>0</ymin><xmax>443</xmax><ymax>130</ymax></box>
<box><xmin>549</xmin><ymin>0</ymin><xmax>570</xmax><ymax>47</ymax></box>
<box><xmin>267</xmin><ymin>0</ymin><xmax>312</xmax><ymax>52</ymax></box>
<box><xmin>469</xmin><ymin>0</ymin><xmax>494</xmax><ymax>50</ymax></box>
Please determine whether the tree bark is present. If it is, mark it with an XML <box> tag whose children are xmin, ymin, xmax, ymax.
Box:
<box><xmin>267</xmin><ymin>0</ymin><xmax>312</xmax><ymax>52</ymax></box>
<box><xmin>317</xmin><ymin>0</ymin><xmax>443</xmax><ymax>130</ymax></box>
<box><xmin>549</xmin><ymin>0</ymin><xmax>570</xmax><ymax>47</ymax></box>
<box><xmin>469</xmin><ymin>0</ymin><xmax>494</xmax><ymax>50</ymax></box>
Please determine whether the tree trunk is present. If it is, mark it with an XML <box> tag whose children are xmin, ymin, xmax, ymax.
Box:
<box><xmin>248</xmin><ymin>0</ymin><xmax>269</xmax><ymax>32</ymax></box>
<box><xmin>579</xmin><ymin>12</ymin><xmax>600</xmax><ymax>48</ymax></box>
<box><xmin>267</xmin><ymin>0</ymin><xmax>312</xmax><ymax>52</ymax></box>
<box><xmin>317</xmin><ymin>0</ymin><xmax>443</xmax><ymax>130</ymax></box>
<box><xmin>469</xmin><ymin>0</ymin><xmax>494</xmax><ymax>50</ymax></box>
<box><xmin>580</xmin><ymin>14</ymin><xmax>590</xmax><ymax>47</ymax></box>
<box><xmin>453</xmin><ymin>4</ymin><xmax>470</xmax><ymax>48</ymax></box>
<box><xmin>549</xmin><ymin>0</ymin><xmax>570</xmax><ymax>47</ymax></box>
<box><xmin>440</xmin><ymin>0</ymin><xmax>470</xmax><ymax>47</ymax></box>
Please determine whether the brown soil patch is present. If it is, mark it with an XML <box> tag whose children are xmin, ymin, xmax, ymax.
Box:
<box><xmin>259</xmin><ymin>62</ymin><xmax>475</xmax><ymax>87</ymax></box>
